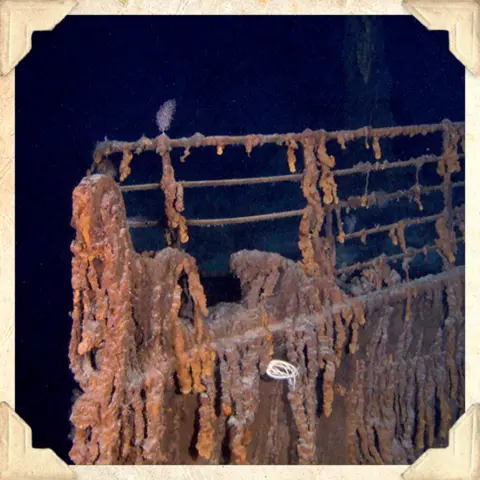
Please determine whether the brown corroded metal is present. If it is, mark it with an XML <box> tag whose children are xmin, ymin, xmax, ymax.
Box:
<box><xmin>70</xmin><ymin>120</ymin><xmax>465</xmax><ymax>465</ymax></box>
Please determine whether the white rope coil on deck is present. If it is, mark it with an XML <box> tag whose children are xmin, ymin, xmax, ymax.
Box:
<box><xmin>266</xmin><ymin>360</ymin><xmax>299</xmax><ymax>390</ymax></box>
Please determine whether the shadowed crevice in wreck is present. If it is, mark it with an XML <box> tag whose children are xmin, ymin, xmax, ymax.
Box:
<box><xmin>201</xmin><ymin>276</ymin><xmax>242</xmax><ymax>307</ymax></box>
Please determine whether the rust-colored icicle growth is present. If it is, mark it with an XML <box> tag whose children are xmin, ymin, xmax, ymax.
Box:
<box><xmin>70</xmin><ymin>121</ymin><xmax>465</xmax><ymax>465</ymax></box>
<box><xmin>69</xmin><ymin>174</ymin><xmax>210</xmax><ymax>464</ymax></box>
<box><xmin>345</xmin><ymin>272</ymin><xmax>464</xmax><ymax>464</ymax></box>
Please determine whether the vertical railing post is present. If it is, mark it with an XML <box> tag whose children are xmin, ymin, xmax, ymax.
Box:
<box><xmin>439</xmin><ymin>119</ymin><xmax>461</xmax><ymax>269</ymax></box>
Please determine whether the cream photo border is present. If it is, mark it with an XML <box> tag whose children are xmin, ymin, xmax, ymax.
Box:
<box><xmin>0</xmin><ymin>0</ymin><xmax>478</xmax><ymax>478</ymax></box>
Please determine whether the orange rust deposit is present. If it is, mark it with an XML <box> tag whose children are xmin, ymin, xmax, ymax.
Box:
<box><xmin>69</xmin><ymin>121</ymin><xmax>465</xmax><ymax>465</ymax></box>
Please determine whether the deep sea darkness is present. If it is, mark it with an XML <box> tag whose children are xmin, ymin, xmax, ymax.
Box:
<box><xmin>15</xmin><ymin>16</ymin><xmax>464</xmax><ymax>464</ymax></box>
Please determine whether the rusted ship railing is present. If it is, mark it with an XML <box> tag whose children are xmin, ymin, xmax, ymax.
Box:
<box><xmin>69</xmin><ymin>119</ymin><xmax>465</xmax><ymax>466</ymax></box>
<box><xmin>118</xmin><ymin>153</ymin><xmax>462</xmax><ymax>194</ymax></box>
<box><xmin>89</xmin><ymin>119</ymin><xmax>465</xmax><ymax>283</ymax></box>
<box><xmin>91</xmin><ymin>121</ymin><xmax>464</xmax><ymax>158</ymax></box>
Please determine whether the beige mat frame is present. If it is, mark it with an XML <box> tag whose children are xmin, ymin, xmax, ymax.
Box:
<box><xmin>0</xmin><ymin>1</ymin><xmax>478</xmax><ymax>478</ymax></box>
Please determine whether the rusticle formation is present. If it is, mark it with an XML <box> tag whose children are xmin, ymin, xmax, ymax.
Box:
<box><xmin>69</xmin><ymin>120</ymin><xmax>465</xmax><ymax>464</ymax></box>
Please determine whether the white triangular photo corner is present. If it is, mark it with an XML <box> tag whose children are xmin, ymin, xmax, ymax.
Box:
<box><xmin>0</xmin><ymin>0</ymin><xmax>77</xmax><ymax>76</ymax></box>
<box><xmin>404</xmin><ymin>0</ymin><xmax>480</xmax><ymax>75</ymax></box>
<box><xmin>402</xmin><ymin>404</ymin><xmax>480</xmax><ymax>480</ymax></box>
<box><xmin>0</xmin><ymin>402</ymin><xmax>75</xmax><ymax>479</ymax></box>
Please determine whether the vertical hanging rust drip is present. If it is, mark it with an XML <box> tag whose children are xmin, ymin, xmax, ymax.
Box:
<box><xmin>317</xmin><ymin>131</ymin><xmax>338</xmax><ymax>206</ymax></box>
<box><xmin>69</xmin><ymin>175</ymin><xmax>213</xmax><ymax>464</ymax></box>
<box><xmin>157</xmin><ymin>136</ymin><xmax>189</xmax><ymax>247</ymax></box>
<box><xmin>195</xmin><ymin>345</ymin><xmax>218</xmax><ymax>461</ymax></box>
<box><xmin>298</xmin><ymin>133</ymin><xmax>325</xmax><ymax>277</ymax></box>
<box><xmin>285</xmin><ymin>327</ymin><xmax>316</xmax><ymax>464</ymax></box>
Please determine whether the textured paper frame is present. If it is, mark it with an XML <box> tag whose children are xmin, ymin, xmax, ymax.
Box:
<box><xmin>0</xmin><ymin>1</ymin><xmax>479</xmax><ymax>479</ymax></box>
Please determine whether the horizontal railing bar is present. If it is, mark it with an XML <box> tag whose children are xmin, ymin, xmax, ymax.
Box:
<box><xmin>338</xmin><ymin>181</ymin><xmax>464</xmax><ymax>210</ymax></box>
<box><xmin>119</xmin><ymin>154</ymin><xmax>465</xmax><ymax>192</ymax></box>
<box><xmin>343</xmin><ymin>212</ymin><xmax>443</xmax><ymax>241</ymax></box>
<box><xmin>187</xmin><ymin>209</ymin><xmax>306</xmax><ymax>226</ymax></box>
<box><xmin>121</xmin><ymin>173</ymin><xmax>304</xmax><ymax>191</ymax></box>
<box><xmin>334</xmin><ymin>154</ymin><xmax>437</xmax><ymax>176</ymax></box>
<box><xmin>96</xmin><ymin>121</ymin><xmax>465</xmax><ymax>158</ymax></box>
<box><xmin>126</xmin><ymin>188</ymin><xmax>464</xmax><ymax>229</ymax></box>
<box><xmin>336</xmin><ymin>236</ymin><xmax>464</xmax><ymax>275</ymax></box>
<box><xmin>127</xmin><ymin>209</ymin><xmax>306</xmax><ymax>228</ymax></box>
<box><xmin>186</xmin><ymin>206</ymin><xmax>461</xmax><ymax>230</ymax></box>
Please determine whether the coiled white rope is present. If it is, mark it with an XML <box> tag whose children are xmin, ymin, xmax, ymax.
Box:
<box><xmin>266</xmin><ymin>360</ymin><xmax>299</xmax><ymax>390</ymax></box>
